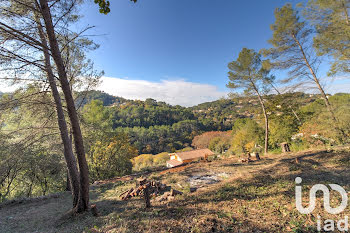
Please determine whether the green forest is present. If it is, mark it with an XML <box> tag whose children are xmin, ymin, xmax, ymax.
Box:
<box><xmin>1</xmin><ymin>87</ymin><xmax>349</xmax><ymax>201</ymax></box>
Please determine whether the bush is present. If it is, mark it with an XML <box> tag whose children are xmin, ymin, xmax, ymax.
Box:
<box><xmin>298</xmin><ymin>94</ymin><xmax>350</xmax><ymax>144</ymax></box>
<box><xmin>132</xmin><ymin>151</ymin><xmax>171</xmax><ymax>171</ymax></box>
<box><xmin>88</xmin><ymin>135</ymin><xmax>137</xmax><ymax>181</ymax></box>
<box><xmin>209</xmin><ymin>137</ymin><xmax>230</xmax><ymax>153</ymax></box>
<box><xmin>230</xmin><ymin>118</ymin><xmax>264</xmax><ymax>155</ymax></box>
<box><xmin>269</xmin><ymin>115</ymin><xmax>299</xmax><ymax>149</ymax></box>
<box><xmin>289</xmin><ymin>140</ymin><xmax>310</xmax><ymax>152</ymax></box>
<box><xmin>153</xmin><ymin>152</ymin><xmax>169</xmax><ymax>165</ymax></box>
<box><xmin>192</xmin><ymin>131</ymin><xmax>231</xmax><ymax>149</ymax></box>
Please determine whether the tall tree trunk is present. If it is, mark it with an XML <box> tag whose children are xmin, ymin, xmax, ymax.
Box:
<box><xmin>66</xmin><ymin>171</ymin><xmax>72</xmax><ymax>192</ymax></box>
<box><xmin>257</xmin><ymin>94</ymin><xmax>269</xmax><ymax>155</ymax></box>
<box><xmin>35</xmin><ymin>15</ymin><xmax>80</xmax><ymax>208</ymax></box>
<box><xmin>38</xmin><ymin>0</ymin><xmax>89</xmax><ymax>212</ymax></box>
<box><xmin>251</xmin><ymin>81</ymin><xmax>269</xmax><ymax>154</ymax></box>
<box><xmin>292</xmin><ymin>34</ymin><xmax>346</xmax><ymax>142</ymax></box>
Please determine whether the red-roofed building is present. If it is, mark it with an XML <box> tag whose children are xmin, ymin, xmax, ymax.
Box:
<box><xmin>166</xmin><ymin>148</ymin><xmax>214</xmax><ymax>168</ymax></box>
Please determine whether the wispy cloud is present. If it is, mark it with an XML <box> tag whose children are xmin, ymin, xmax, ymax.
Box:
<box><xmin>327</xmin><ymin>82</ymin><xmax>350</xmax><ymax>94</ymax></box>
<box><xmin>0</xmin><ymin>81</ymin><xmax>26</xmax><ymax>93</ymax></box>
<box><xmin>324</xmin><ymin>76</ymin><xmax>350</xmax><ymax>94</ymax></box>
<box><xmin>98</xmin><ymin>77</ymin><xmax>228</xmax><ymax>107</ymax></box>
<box><xmin>1</xmin><ymin>75</ymin><xmax>348</xmax><ymax>105</ymax></box>
<box><xmin>331</xmin><ymin>76</ymin><xmax>350</xmax><ymax>81</ymax></box>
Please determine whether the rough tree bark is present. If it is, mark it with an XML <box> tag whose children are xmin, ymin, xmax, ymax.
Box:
<box><xmin>66</xmin><ymin>172</ymin><xmax>72</xmax><ymax>192</ymax></box>
<box><xmin>35</xmin><ymin>14</ymin><xmax>81</xmax><ymax>208</ymax></box>
<box><xmin>38</xmin><ymin>0</ymin><xmax>90</xmax><ymax>212</ymax></box>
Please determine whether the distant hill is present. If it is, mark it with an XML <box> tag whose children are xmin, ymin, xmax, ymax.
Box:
<box><xmin>189</xmin><ymin>92</ymin><xmax>320</xmax><ymax>131</ymax></box>
<box><xmin>75</xmin><ymin>90</ymin><xmax>129</xmax><ymax>108</ymax></box>
<box><xmin>78</xmin><ymin>90</ymin><xmax>322</xmax><ymax>132</ymax></box>
<box><xmin>0</xmin><ymin>88</ymin><xmax>337</xmax><ymax>154</ymax></box>
<box><xmin>77</xmin><ymin>91</ymin><xmax>324</xmax><ymax>154</ymax></box>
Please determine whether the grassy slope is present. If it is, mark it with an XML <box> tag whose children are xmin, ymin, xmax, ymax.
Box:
<box><xmin>1</xmin><ymin>147</ymin><xmax>350</xmax><ymax>233</ymax></box>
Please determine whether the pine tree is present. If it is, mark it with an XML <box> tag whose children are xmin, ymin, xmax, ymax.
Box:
<box><xmin>261</xmin><ymin>3</ymin><xmax>346</xmax><ymax>142</ymax></box>
<box><xmin>227</xmin><ymin>48</ymin><xmax>272</xmax><ymax>154</ymax></box>
<box><xmin>303</xmin><ymin>0</ymin><xmax>350</xmax><ymax>75</ymax></box>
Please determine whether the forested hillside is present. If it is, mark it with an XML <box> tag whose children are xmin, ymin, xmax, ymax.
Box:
<box><xmin>76</xmin><ymin>90</ymin><xmax>128</xmax><ymax>107</ymax></box>
<box><xmin>79</xmin><ymin>90</ymin><xmax>332</xmax><ymax>155</ymax></box>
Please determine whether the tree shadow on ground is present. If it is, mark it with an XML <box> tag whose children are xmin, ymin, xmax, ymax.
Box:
<box><xmin>72</xmin><ymin>197</ymin><xmax>275</xmax><ymax>233</ymax></box>
<box><xmin>5</xmin><ymin>149</ymin><xmax>349</xmax><ymax>233</ymax></box>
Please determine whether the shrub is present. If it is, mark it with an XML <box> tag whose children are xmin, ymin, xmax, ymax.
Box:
<box><xmin>192</xmin><ymin>131</ymin><xmax>231</xmax><ymax>149</ymax></box>
<box><xmin>230</xmin><ymin>118</ymin><xmax>264</xmax><ymax>155</ymax></box>
<box><xmin>132</xmin><ymin>151</ymin><xmax>171</xmax><ymax>171</ymax></box>
<box><xmin>88</xmin><ymin>135</ymin><xmax>137</xmax><ymax>181</ymax></box>
<box><xmin>209</xmin><ymin>137</ymin><xmax>230</xmax><ymax>153</ymax></box>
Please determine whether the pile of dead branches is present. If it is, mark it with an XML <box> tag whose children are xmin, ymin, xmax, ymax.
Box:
<box><xmin>119</xmin><ymin>179</ymin><xmax>166</xmax><ymax>200</ymax></box>
<box><xmin>119</xmin><ymin>178</ymin><xmax>182</xmax><ymax>208</ymax></box>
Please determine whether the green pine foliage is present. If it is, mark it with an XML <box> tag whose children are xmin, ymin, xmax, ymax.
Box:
<box><xmin>303</xmin><ymin>0</ymin><xmax>350</xmax><ymax>75</ymax></box>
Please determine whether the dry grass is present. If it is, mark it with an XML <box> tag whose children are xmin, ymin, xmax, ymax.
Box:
<box><xmin>1</xmin><ymin>146</ymin><xmax>350</xmax><ymax>233</ymax></box>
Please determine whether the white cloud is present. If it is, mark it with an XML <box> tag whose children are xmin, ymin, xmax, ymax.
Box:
<box><xmin>327</xmin><ymin>82</ymin><xmax>350</xmax><ymax>94</ymax></box>
<box><xmin>268</xmin><ymin>75</ymin><xmax>350</xmax><ymax>95</ymax></box>
<box><xmin>98</xmin><ymin>77</ymin><xmax>228</xmax><ymax>107</ymax></box>
<box><xmin>331</xmin><ymin>76</ymin><xmax>350</xmax><ymax>81</ymax></box>
<box><xmin>0</xmin><ymin>81</ymin><xmax>25</xmax><ymax>93</ymax></box>
<box><xmin>323</xmin><ymin>75</ymin><xmax>350</xmax><ymax>94</ymax></box>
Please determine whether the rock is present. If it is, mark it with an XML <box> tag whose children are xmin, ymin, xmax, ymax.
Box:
<box><xmin>250</xmin><ymin>152</ymin><xmax>260</xmax><ymax>160</ymax></box>
<box><xmin>170</xmin><ymin>189</ymin><xmax>183</xmax><ymax>196</ymax></box>
<box><xmin>240</xmin><ymin>158</ymin><xmax>252</xmax><ymax>163</ymax></box>
<box><xmin>190</xmin><ymin>187</ymin><xmax>197</xmax><ymax>193</ymax></box>
<box><xmin>90</xmin><ymin>204</ymin><xmax>100</xmax><ymax>217</ymax></box>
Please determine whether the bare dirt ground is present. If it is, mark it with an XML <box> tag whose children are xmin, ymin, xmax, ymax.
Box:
<box><xmin>1</xmin><ymin>146</ymin><xmax>350</xmax><ymax>233</ymax></box>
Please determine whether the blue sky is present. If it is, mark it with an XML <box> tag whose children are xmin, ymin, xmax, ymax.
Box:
<box><xmin>70</xmin><ymin>0</ymin><xmax>350</xmax><ymax>106</ymax></box>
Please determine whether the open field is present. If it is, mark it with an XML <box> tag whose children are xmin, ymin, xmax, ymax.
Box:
<box><xmin>1</xmin><ymin>147</ymin><xmax>350</xmax><ymax>233</ymax></box>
